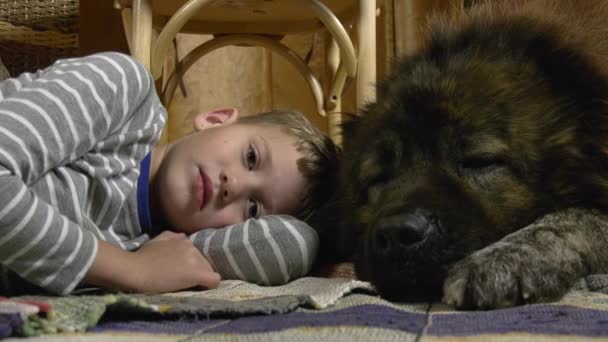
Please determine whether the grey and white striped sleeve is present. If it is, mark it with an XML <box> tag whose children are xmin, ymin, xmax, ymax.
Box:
<box><xmin>0</xmin><ymin>52</ymin><xmax>163</xmax><ymax>295</ymax></box>
<box><xmin>189</xmin><ymin>215</ymin><xmax>319</xmax><ymax>285</ymax></box>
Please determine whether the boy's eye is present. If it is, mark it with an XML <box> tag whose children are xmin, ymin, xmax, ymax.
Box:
<box><xmin>246</xmin><ymin>144</ymin><xmax>258</xmax><ymax>171</ymax></box>
<box><xmin>247</xmin><ymin>199</ymin><xmax>260</xmax><ymax>218</ymax></box>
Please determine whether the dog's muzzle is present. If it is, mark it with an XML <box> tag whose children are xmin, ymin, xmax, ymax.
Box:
<box><xmin>371</xmin><ymin>208</ymin><xmax>436</xmax><ymax>256</ymax></box>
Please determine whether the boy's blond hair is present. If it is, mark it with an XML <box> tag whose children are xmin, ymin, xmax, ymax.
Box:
<box><xmin>238</xmin><ymin>110</ymin><xmax>340</xmax><ymax>221</ymax></box>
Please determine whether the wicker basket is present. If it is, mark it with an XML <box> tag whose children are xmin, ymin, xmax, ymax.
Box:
<box><xmin>0</xmin><ymin>0</ymin><xmax>79</xmax><ymax>76</ymax></box>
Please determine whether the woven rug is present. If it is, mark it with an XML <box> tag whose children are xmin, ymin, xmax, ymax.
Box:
<box><xmin>3</xmin><ymin>275</ymin><xmax>608</xmax><ymax>341</ymax></box>
<box><xmin>2</xmin><ymin>277</ymin><xmax>375</xmax><ymax>337</ymax></box>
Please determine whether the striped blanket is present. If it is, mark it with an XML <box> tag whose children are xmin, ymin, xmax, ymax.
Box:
<box><xmin>3</xmin><ymin>275</ymin><xmax>608</xmax><ymax>341</ymax></box>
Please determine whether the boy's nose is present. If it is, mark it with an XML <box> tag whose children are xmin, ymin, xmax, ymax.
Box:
<box><xmin>219</xmin><ymin>170</ymin><xmax>242</xmax><ymax>203</ymax></box>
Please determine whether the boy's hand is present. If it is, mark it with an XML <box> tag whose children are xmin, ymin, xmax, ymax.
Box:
<box><xmin>131</xmin><ymin>231</ymin><xmax>220</xmax><ymax>293</ymax></box>
<box><xmin>84</xmin><ymin>232</ymin><xmax>220</xmax><ymax>293</ymax></box>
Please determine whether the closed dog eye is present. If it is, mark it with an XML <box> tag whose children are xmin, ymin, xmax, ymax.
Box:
<box><xmin>356</xmin><ymin>154</ymin><xmax>394</xmax><ymax>207</ymax></box>
<box><xmin>461</xmin><ymin>155</ymin><xmax>508</xmax><ymax>171</ymax></box>
<box><xmin>358</xmin><ymin>131</ymin><xmax>403</xmax><ymax>186</ymax></box>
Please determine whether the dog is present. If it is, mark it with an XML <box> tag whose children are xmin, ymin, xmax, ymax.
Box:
<box><xmin>315</xmin><ymin>0</ymin><xmax>608</xmax><ymax>309</ymax></box>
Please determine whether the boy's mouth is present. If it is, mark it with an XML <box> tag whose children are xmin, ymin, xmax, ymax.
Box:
<box><xmin>197</xmin><ymin>168</ymin><xmax>214</xmax><ymax>210</ymax></box>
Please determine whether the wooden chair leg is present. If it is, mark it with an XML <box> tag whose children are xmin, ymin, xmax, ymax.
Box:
<box><xmin>356</xmin><ymin>0</ymin><xmax>377</xmax><ymax>108</ymax></box>
<box><xmin>151</xmin><ymin>0</ymin><xmax>215</xmax><ymax>79</ymax></box>
<box><xmin>132</xmin><ymin>0</ymin><xmax>153</xmax><ymax>69</ymax></box>
<box><xmin>113</xmin><ymin>1</ymin><xmax>133</xmax><ymax>54</ymax></box>
<box><xmin>301</xmin><ymin>0</ymin><xmax>357</xmax><ymax>113</ymax></box>
<box><xmin>325</xmin><ymin>33</ymin><xmax>342</xmax><ymax>146</ymax></box>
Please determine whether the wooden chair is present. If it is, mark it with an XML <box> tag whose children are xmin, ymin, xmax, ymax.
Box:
<box><xmin>113</xmin><ymin>0</ymin><xmax>377</xmax><ymax>144</ymax></box>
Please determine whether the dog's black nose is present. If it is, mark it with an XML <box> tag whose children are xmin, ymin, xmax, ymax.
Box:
<box><xmin>373</xmin><ymin>209</ymin><xmax>433</xmax><ymax>254</ymax></box>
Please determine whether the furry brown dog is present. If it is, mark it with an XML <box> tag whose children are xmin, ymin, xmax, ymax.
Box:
<box><xmin>316</xmin><ymin>0</ymin><xmax>608</xmax><ymax>309</ymax></box>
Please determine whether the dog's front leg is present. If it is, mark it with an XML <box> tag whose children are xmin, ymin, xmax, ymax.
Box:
<box><xmin>442</xmin><ymin>208</ymin><xmax>608</xmax><ymax>310</ymax></box>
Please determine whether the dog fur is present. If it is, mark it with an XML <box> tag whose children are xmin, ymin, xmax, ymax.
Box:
<box><xmin>316</xmin><ymin>0</ymin><xmax>608</xmax><ymax>309</ymax></box>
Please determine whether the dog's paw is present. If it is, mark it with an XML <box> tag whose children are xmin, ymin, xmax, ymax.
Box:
<box><xmin>442</xmin><ymin>242</ymin><xmax>573</xmax><ymax>309</ymax></box>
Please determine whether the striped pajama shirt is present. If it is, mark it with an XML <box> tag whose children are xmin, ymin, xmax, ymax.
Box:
<box><xmin>0</xmin><ymin>52</ymin><xmax>318</xmax><ymax>295</ymax></box>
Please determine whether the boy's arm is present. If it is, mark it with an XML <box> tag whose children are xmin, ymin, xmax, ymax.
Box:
<box><xmin>85</xmin><ymin>232</ymin><xmax>220</xmax><ymax>293</ymax></box>
<box><xmin>189</xmin><ymin>215</ymin><xmax>319</xmax><ymax>285</ymax></box>
<box><xmin>0</xmin><ymin>52</ymin><xmax>165</xmax><ymax>294</ymax></box>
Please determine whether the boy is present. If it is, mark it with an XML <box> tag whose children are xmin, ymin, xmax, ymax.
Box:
<box><xmin>0</xmin><ymin>52</ymin><xmax>339</xmax><ymax>295</ymax></box>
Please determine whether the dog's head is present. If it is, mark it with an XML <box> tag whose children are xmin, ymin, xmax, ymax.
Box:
<box><xmin>328</xmin><ymin>19</ymin><xmax>608</xmax><ymax>301</ymax></box>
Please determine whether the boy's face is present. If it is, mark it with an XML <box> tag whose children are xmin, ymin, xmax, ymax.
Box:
<box><xmin>153</xmin><ymin>109</ymin><xmax>306</xmax><ymax>234</ymax></box>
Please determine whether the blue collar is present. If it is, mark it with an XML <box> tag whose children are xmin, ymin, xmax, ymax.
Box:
<box><xmin>137</xmin><ymin>153</ymin><xmax>157</xmax><ymax>235</ymax></box>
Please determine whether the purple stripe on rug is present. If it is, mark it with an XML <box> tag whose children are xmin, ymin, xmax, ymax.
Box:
<box><xmin>89</xmin><ymin>319</ymin><xmax>224</xmax><ymax>335</ymax></box>
<box><xmin>0</xmin><ymin>313</ymin><xmax>22</xmax><ymax>338</ymax></box>
<box><xmin>91</xmin><ymin>304</ymin><xmax>608</xmax><ymax>337</ymax></box>
<box><xmin>430</xmin><ymin>304</ymin><xmax>608</xmax><ymax>337</ymax></box>
<box><xmin>91</xmin><ymin>305</ymin><xmax>427</xmax><ymax>335</ymax></box>
<box><xmin>208</xmin><ymin>304</ymin><xmax>426</xmax><ymax>334</ymax></box>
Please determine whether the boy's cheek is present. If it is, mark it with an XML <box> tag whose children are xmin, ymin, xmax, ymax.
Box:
<box><xmin>195</xmin><ymin>205</ymin><xmax>244</xmax><ymax>231</ymax></box>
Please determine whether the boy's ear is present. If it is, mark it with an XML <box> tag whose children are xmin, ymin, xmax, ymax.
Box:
<box><xmin>193</xmin><ymin>108</ymin><xmax>239</xmax><ymax>131</ymax></box>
